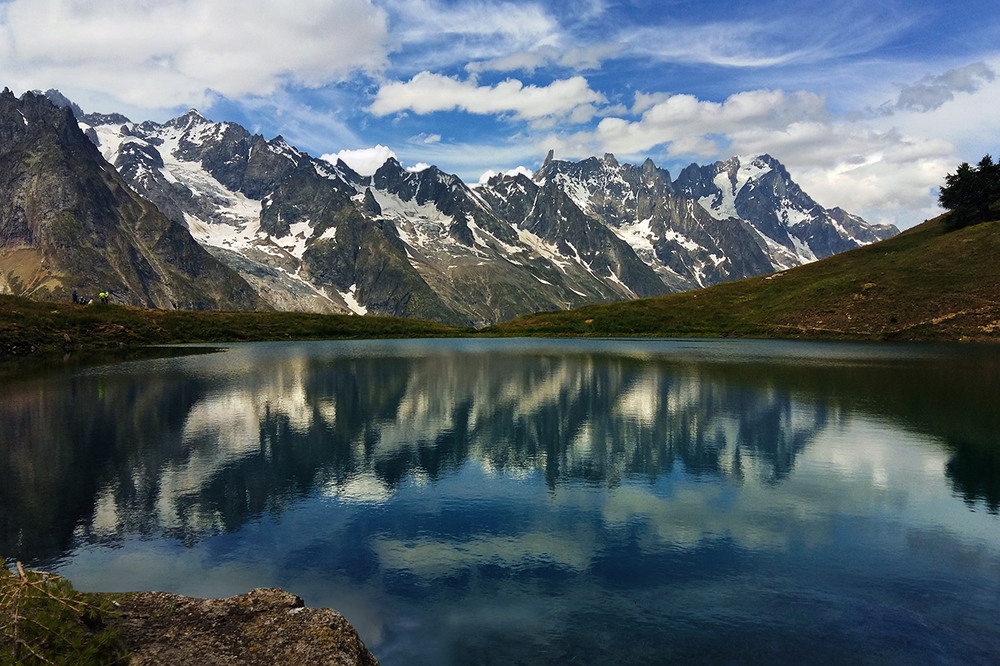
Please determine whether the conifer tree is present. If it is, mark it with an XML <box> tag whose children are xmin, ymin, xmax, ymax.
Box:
<box><xmin>939</xmin><ymin>154</ymin><xmax>1000</xmax><ymax>230</ymax></box>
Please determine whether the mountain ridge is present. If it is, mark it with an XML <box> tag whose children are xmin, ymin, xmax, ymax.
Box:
<box><xmin>0</xmin><ymin>89</ymin><xmax>898</xmax><ymax>324</ymax></box>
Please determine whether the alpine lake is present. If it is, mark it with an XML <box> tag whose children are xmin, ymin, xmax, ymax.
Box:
<box><xmin>3</xmin><ymin>337</ymin><xmax>1000</xmax><ymax>665</ymax></box>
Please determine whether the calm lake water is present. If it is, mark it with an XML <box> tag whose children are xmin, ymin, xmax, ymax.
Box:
<box><xmin>3</xmin><ymin>338</ymin><xmax>1000</xmax><ymax>664</ymax></box>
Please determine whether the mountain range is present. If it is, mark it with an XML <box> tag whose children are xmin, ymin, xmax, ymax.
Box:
<box><xmin>0</xmin><ymin>89</ymin><xmax>897</xmax><ymax>325</ymax></box>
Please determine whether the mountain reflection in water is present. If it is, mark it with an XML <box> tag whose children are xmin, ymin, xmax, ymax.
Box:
<box><xmin>2</xmin><ymin>339</ymin><xmax>999</xmax><ymax>665</ymax></box>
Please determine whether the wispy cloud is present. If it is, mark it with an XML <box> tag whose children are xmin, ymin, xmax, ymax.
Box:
<box><xmin>232</xmin><ymin>90</ymin><xmax>366</xmax><ymax>157</ymax></box>
<box><xmin>622</xmin><ymin>6</ymin><xmax>918</xmax><ymax>70</ymax></box>
<box><xmin>378</xmin><ymin>0</ymin><xmax>561</xmax><ymax>73</ymax></box>
<box><xmin>466</xmin><ymin>43</ymin><xmax>622</xmax><ymax>75</ymax></box>
<box><xmin>384</xmin><ymin>0</ymin><xmax>557</xmax><ymax>44</ymax></box>
<box><xmin>890</xmin><ymin>62</ymin><xmax>996</xmax><ymax>112</ymax></box>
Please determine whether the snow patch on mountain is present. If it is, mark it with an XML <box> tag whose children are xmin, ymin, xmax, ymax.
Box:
<box><xmin>340</xmin><ymin>284</ymin><xmax>367</xmax><ymax>315</ymax></box>
<box><xmin>373</xmin><ymin>189</ymin><xmax>458</xmax><ymax>252</ymax></box>
<box><xmin>698</xmin><ymin>156</ymin><xmax>776</xmax><ymax>221</ymax></box>
<box><xmin>708</xmin><ymin>172</ymin><xmax>742</xmax><ymax>219</ymax></box>
<box><xmin>554</xmin><ymin>174</ymin><xmax>594</xmax><ymax>214</ymax></box>
<box><xmin>160</xmin><ymin>126</ymin><xmax>263</xmax><ymax>227</ymax></box>
<box><xmin>664</xmin><ymin>230</ymin><xmax>701</xmax><ymax>253</ymax></box>
<box><xmin>87</xmin><ymin>122</ymin><xmax>128</xmax><ymax>161</ymax></box>
<box><xmin>615</xmin><ymin>218</ymin><xmax>657</xmax><ymax>253</ymax></box>
<box><xmin>788</xmin><ymin>234</ymin><xmax>817</xmax><ymax>262</ymax></box>
<box><xmin>779</xmin><ymin>200</ymin><xmax>811</xmax><ymax>226</ymax></box>
<box><xmin>184</xmin><ymin>213</ymin><xmax>262</xmax><ymax>251</ymax></box>
<box><xmin>274</xmin><ymin>220</ymin><xmax>314</xmax><ymax>260</ymax></box>
<box><xmin>514</xmin><ymin>226</ymin><xmax>572</xmax><ymax>273</ymax></box>
<box><xmin>734</xmin><ymin>156</ymin><xmax>772</xmax><ymax>189</ymax></box>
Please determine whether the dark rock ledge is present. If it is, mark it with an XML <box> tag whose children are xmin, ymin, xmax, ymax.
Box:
<box><xmin>108</xmin><ymin>587</ymin><xmax>380</xmax><ymax>665</ymax></box>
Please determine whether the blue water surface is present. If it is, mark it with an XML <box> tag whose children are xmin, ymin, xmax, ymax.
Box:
<box><xmin>3</xmin><ymin>338</ymin><xmax>1000</xmax><ymax>664</ymax></box>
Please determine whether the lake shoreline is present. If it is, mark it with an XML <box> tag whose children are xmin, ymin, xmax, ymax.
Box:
<box><xmin>7</xmin><ymin>217</ymin><xmax>1000</xmax><ymax>355</ymax></box>
<box><xmin>103</xmin><ymin>587</ymin><xmax>380</xmax><ymax>665</ymax></box>
<box><xmin>1</xmin><ymin>562</ymin><xmax>379</xmax><ymax>665</ymax></box>
<box><xmin>3</xmin><ymin>293</ymin><xmax>999</xmax><ymax>360</ymax></box>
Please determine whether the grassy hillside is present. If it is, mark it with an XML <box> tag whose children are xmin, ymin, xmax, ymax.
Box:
<box><xmin>5</xmin><ymin>215</ymin><xmax>1000</xmax><ymax>353</ymax></box>
<box><xmin>486</xmin><ymin>216</ymin><xmax>1000</xmax><ymax>342</ymax></box>
<box><xmin>0</xmin><ymin>295</ymin><xmax>471</xmax><ymax>355</ymax></box>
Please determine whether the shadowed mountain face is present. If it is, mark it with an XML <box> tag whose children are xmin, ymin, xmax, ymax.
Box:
<box><xmin>0</xmin><ymin>90</ymin><xmax>264</xmax><ymax>310</ymax></box>
<box><xmin>1</xmin><ymin>89</ymin><xmax>896</xmax><ymax>323</ymax></box>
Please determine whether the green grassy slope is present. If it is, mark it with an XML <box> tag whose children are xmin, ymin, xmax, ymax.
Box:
<box><xmin>486</xmin><ymin>216</ymin><xmax>1000</xmax><ymax>342</ymax></box>
<box><xmin>5</xmin><ymin>215</ymin><xmax>999</xmax><ymax>352</ymax></box>
<box><xmin>0</xmin><ymin>296</ymin><xmax>471</xmax><ymax>355</ymax></box>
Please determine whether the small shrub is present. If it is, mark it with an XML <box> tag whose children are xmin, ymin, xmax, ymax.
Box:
<box><xmin>0</xmin><ymin>561</ymin><xmax>127</xmax><ymax>665</ymax></box>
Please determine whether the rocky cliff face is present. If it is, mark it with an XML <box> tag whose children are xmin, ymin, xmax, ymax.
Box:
<box><xmin>11</xmin><ymin>90</ymin><xmax>898</xmax><ymax>324</ymax></box>
<box><xmin>0</xmin><ymin>90</ymin><xmax>263</xmax><ymax>310</ymax></box>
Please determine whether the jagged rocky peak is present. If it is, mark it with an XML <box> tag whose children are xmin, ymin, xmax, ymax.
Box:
<box><xmin>371</xmin><ymin>158</ymin><xmax>466</xmax><ymax>209</ymax></box>
<box><xmin>372</xmin><ymin>155</ymin><xmax>404</xmax><ymax>178</ymax></box>
<box><xmin>542</xmin><ymin>148</ymin><xmax>555</xmax><ymax>168</ymax></box>
<box><xmin>639</xmin><ymin>157</ymin><xmax>672</xmax><ymax>190</ymax></box>
<box><xmin>675</xmin><ymin>153</ymin><xmax>775</xmax><ymax>198</ymax></box>
<box><xmin>266</xmin><ymin>135</ymin><xmax>302</xmax><ymax>161</ymax></box>
<box><xmin>168</xmin><ymin>108</ymin><xmax>210</xmax><ymax>130</ymax></box>
<box><xmin>371</xmin><ymin>157</ymin><xmax>417</xmax><ymax>197</ymax></box>
<box><xmin>331</xmin><ymin>157</ymin><xmax>362</xmax><ymax>181</ymax></box>
<box><xmin>84</xmin><ymin>111</ymin><xmax>132</xmax><ymax>127</ymax></box>
<box><xmin>482</xmin><ymin>170</ymin><xmax>507</xmax><ymax>188</ymax></box>
<box><xmin>41</xmin><ymin>89</ymin><xmax>85</xmax><ymax>119</ymax></box>
<box><xmin>0</xmin><ymin>89</ymin><xmax>95</xmax><ymax>158</ymax></box>
<box><xmin>362</xmin><ymin>187</ymin><xmax>382</xmax><ymax>216</ymax></box>
<box><xmin>673</xmin><ymin>162</ymin><xmax>711</xmax><ymax>197</ymax></box>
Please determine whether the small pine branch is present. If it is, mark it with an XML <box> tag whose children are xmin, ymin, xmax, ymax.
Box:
<box><xmin>1</xmin><ymin>560</ymin><xmax>127</xmax><ymax>665</ymax></box>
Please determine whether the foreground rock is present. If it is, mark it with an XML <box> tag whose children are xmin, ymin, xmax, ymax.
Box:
<box><xmin>109</xmin><ymin>588</ymin><xmax>379</xmax><ymax>665</ymax></box>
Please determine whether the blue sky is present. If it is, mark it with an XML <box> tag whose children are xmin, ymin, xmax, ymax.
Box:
<box><xmin>2</xmin><ymin>0</ymin><xmax>999</xmax><ymax>228</ymax></box>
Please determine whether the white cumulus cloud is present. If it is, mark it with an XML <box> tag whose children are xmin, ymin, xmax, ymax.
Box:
<box><xmin>323</xmin><ymin>145</ymin><xmax>398</xmax><ymax>176</ymax></box>
<box><xmin>0</xmin><ymin>0</ymin><xmax>390</xmax><ymax>109</ymax></box>
<box><xmin>478</xmin><ymin>165</ymin><xmax>533</xmax><ymax>183</ymax></box>
<box><xmin>369</xmin><ymin>72</ymin><xmax>606</xmax><ymax>124</ymax></box>
<box><xmin>549</xmin><ymin>89</ymin><xmax>828</xmax><ymax>158</ymax></box>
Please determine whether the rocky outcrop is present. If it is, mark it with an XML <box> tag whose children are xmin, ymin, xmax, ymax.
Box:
<box><xmin>110</xmin><ymin>588</ymin><xmax>379</xmax><ymax>666</ymax></box>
